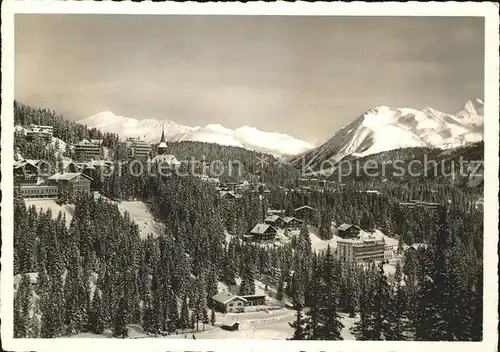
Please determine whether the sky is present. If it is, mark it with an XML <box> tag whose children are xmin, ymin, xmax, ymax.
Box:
<box><xmin>15</xmin><ymin>15</ymin><xmax>484</xmax><ymax>144</ymax></box>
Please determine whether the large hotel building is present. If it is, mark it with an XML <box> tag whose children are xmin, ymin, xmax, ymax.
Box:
<box><xmin>336</xmin><ymin>231</ymin><xmax>386</xmax><ymax>263</ymax></box>
<box><xmin>73</xmin><ymin>140</ymin><xmax>102</xmax><ymax>161</ymax></box>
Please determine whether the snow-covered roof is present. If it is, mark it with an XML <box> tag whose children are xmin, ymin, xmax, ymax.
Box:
<box><xmin>221</xmin><ymin>316</ymin><xmax>240</xmax><ymax>327</ymax></box>
<box><xmin>14</xmin><ymin>160</ymin><xmax>35</xmax><ymax>169</ymax></box>
<box><xmin>264</xmin><ymin>215</ymin><xmax>282</xmax><ymax>222</ymax></box>
<box><xmin>150</xmin><ymin>154</ymin><xmax>180</xmax><ymax>166</ymax></box>
<box><xmin>283</xmin><ymin>216</ymin><xmax>302</xmax><ymax>224</ymax></box>
<box><xmin>337</xmin><ymin>230</ymin><xmax>384</xmax><ymax>244</ymax></box>
<box><xmin>24</xmin><ymin>159</ymin><xmax>46</xmax><ymax>166</ymax></box>
<box><xmin>338</xmin><ymin>223</ymin><xmax>360</xmax><ymax>231</ymax></box>
<box><xmin>294</xmin><ymin>205</ymin><xmax>316</xmax><ymax>212</ymax></box>
<box><xmin>408</xmin><ymin>243</ymin><xmax>429</xmax><ymax>250</ymax></box>
<box><xmin>48</xmin><ymin>172</ymin><xmax>93</xmax><ymax>182</ymax></box>
<box><xmin>250</xmin><ymin>223</ymin><xmax>275</xmax><ymax>235</ymax></box>
<box><xmin>267</xmin><ymin>209</ymin><xmax>285</xmax><ymax>214</ymax></box>
<box><xmin>220</xmin><ymin>191</ymin><xmax>241</xmax><ymax>199</ymax></box>
<box><xmin>211</xmin><ymin>292</ymin><xmax>247</xmax><ymax>305</ymax></box>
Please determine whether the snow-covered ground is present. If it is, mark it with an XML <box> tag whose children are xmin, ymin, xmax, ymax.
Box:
<box><xmin>25</xmin><ymin>196</ymin><xmax>162</xmax><ymax>240</ymax></box>
<box><xmin>24</xmin><ymin>199</ymin><xmax>74</xmax><ymax>226</ymax></box>
<box><xmin>114</xmin><ymin>201</ymin><xmax>164</xmax><ymax>239</ymax></box>
<box><xmin>308</xmin><ymin>226</ymin><xmax>338</xmax><ymax>252</ymax></box>
<box><xmin>71</xmin><ymin>309</ymin><xmax>359</xmax><ymax>340</ymax></box>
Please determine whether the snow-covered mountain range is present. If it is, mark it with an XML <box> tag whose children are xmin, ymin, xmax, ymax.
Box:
<box><xmin>290</xmin><ymin>99</ymin><xmax>484</xmax><ymax>171</ymax></box>
<box><xmin>79</xmin><ymin>111</ymin><xmax>313</xmax><ymax>156</ymax></box>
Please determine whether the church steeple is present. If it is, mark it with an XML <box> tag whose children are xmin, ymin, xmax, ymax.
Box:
<box><xmin>160</xmin><ymin>128</ymin><xmax>166</xmax><ymax>143</ymax></box>
<box><xmin>157</xmin><ymin>128</ymin><xmax>168</xmax><ymax>155</ymax></box>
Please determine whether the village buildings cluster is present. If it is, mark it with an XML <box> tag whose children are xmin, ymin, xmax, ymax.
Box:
<box><xmin>14</xmin><ymin>126</ymin><xmax>181</xmax><ymax>200</ymax></box>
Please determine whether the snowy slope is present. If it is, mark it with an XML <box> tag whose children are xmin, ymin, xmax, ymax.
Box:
<box><xmin>291</xmin><ymin>99</ymin><xmax>484</xmax><ymax>171</ymax></box>
<box><xmin>79</xmin><ymin>112</ymin><xmax>313</xmax><ymax>156</ymax></box>
<box><xmin>79</xmin><ymin>111</ymin><xmax>198</xmax><ymax>141</ymax></box>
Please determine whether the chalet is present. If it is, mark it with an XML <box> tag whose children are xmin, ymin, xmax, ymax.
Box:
<box><xmin>62</xmin><ymin>159</ymin><xmax>81</xmax><ymax>173</ymax></box>
<box><xmin>14</xmin><ymin>160</ymin><xmax>39</xmax><ymax>184</ymax></box>
<box><xmin>293</xmin><ymin>205</ymin><xmax>316</xmax><ymax>221</ymax></box>
<box><xmin>78</xmin><ymin>162</ymin><xmax>96</xmax><ymax>179</ymax></box>
<box><xmin>266</xmin><ymin>209</ymin><xmax>286</xmax><ymax>217</ymax></box>
<box><xmin>239</xmin><ymin>294</ymin><xmax>266</xmax><ymax>307</ymax></box>
<box><xmin>264</xmin><ymin>215</ymin><xmax>284</xmax><ymax>228</ymax></box>
<box><xmin>24</xmin><ymin>159</ymin><xmax>50</xmax><ymax>177</ymax></box>
<box><xmin>249</xmin><ymin>224</ymin><xmax>277</xmax><ymax>242</ymax></box>
<box><xmin>406</xmin><ymin>243</ymin><xmax>429</xmax><ymax>252</ymax></box>
<box><xmin>282</xmin><ymin>216</ymin><xmax>303</xmax><ymax>231</ymax></box>
<box><xmin>223</xmin><ymin>182</ymin><xmax>239</xmax><ymax>192</ymax></box>
<box><xmin>337</xmin><ymin>223</ymin><xmax>362</xmax><ymax>239</ymax></box>
<box><xmin>221</xmin><ymin>316</ymin><xmax>240</xmax><ymax>331</ymax></box>
<box><xmin>220</xmin><ymin>191</ymin><xmax>242</xmax><ymax>201</ymax></box>
<box><xmin>47</xmin><ymin>172</ymin><xmax>93</xmax><ymax>197</ymax></box>
<box><xmin>211</xmin><ymin>292</ymin><xmax>247</xmax><ymax>313</ymax></box>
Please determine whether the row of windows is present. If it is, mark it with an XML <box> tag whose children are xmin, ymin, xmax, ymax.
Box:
<box><xmin>21</xmin><ymin>188</ymin><xmax>58</xmax><ymax>194</ymax></box>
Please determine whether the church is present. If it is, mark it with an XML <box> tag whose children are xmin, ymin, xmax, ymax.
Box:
<box><xmin>149</xmin><ymin>129</ymin><xmax>181</xmax><ymax>168</ymax></box>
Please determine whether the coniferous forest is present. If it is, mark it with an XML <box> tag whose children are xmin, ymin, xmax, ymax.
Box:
<box><xmin>13</xmin><ymin>103</ymin><xmax>484</xmax><ymax>341</ymax></box>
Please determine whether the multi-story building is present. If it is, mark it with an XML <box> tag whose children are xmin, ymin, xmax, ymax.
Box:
<box><xmin>13</xmin><ymin>159</ymin><xmax>50</xmax><ymax>185</ymax></box>
<box><xmin>15</xmin><ymin>184</ymin><xmax>59</xmax><ymax>199</ymax></box>
<box><xmin>73</xmin><ymin>140</ymin><xmax>102</xmax><ymax>161</ymax></box>
<box><xmin>127</xmin><ymin>137</ymin><xmax>152</xmax><ymax>159</ymax></box>
<box><xmin>336</xmin><ymin>232</ymin><xmax>386</xmax><ymax>263</ymax></box>
<box><xmin>25</xmin><ymin>125</ymin><xmax>53</xmax><ymax>141</ymax></box>
<box><xmin>47</xmin><ymin>172</ymin><xmax>92</xmax><ymax>197</ymax></box>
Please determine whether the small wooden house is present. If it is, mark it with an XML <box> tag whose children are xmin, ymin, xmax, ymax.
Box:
<box><xmin>293</xmin><ymin>205</ymin><xmax>317</xmax><ymax>221</ymax></box>
<box><xmin>250</xmin><ymin>224</ymin><xmax>277</xmax><ymax>242</ymax></box>
<box><xmin>240</xmin><ymin>294</ymin><xmax>266</xmax><ymax>307</ymax></box>
<box><xmin>221</xmin><ymin>316</ymin><xmax>240</xmax><ymax>331</ymax></box>
<box><xmin>282</xmin><ymin>217</ymin><xmax>303</xmax><ymax>231</ymax></box>
<box><xmin>337</xmin><ymin>223</ymin><xmax>362</xmax><ymax>239</ymax></box>
<box><xmin>264</xmin><ymin>215</ymin><xmax>284</xmax><ymax>228</ymax></box>
<box><xmin>211</xmin><ymin>292</ymin><xmax>247</xmax><ymax>313</ymax></box>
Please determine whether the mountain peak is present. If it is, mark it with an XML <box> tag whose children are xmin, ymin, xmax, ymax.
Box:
<box><xmin>78</xmin><ymin>113</ymin><xmax>312</xmax><ymax>156</ymax></box>
<box><xmin>291</xmin><ymin>99</ymin><xmax>484</xmax><ymax>173</ymax></box>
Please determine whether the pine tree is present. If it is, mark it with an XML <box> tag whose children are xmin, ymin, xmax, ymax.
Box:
<box><xmin>113</xmin><ymin>296</ymin><xmax>128</xmax><ymax>338</ymax></box>
<box><xmin>303</xmin><ymin>264</ymin><xmax>322</xmax><ymax>339</ymax></box>
<box><xmin>14</xmin><ymin>288</ymin><xmax>28</xmax><ymax>338</ymax></box>
<box><xmin>288</xmin><ymin>298</ymin><xmax>307</xmax><ymax>340</ymax></box>
<box><xmin>89</xmin><ymin>290</ymin><xmax>105</xmax><ymax>334</ymax></box>
<box><xmin>41</xmin><ymin>274</ymin><xmax>65</xmax><ymax>338</ymax></box>
<box><xmin>370</xmin><ymin>263</ymin><xmax>391</xmax><ymax>340</ymax></box>
<box><xmin>179</xmin><ymin>296</ymin><xmax>190</xmax><ymax>331</ymax></box>
<box><xmin>239</xmin><ymin>261</ymin><xmax>255</xmax><ymax>295</ymax></box>
<box><xmin>168</xmin><ymin>293</ymin><xmax>179</xmax><ymax>332</ymax></box>
<box><xmin>276</xmin><ymin>276</ymin><xmax>284</xmax><ymax>301</ymax></box>
<box><xmin>385</xmin><ymin>263</ymin><xmax>408</xmax><ymax>340</ymax></box>
<box><xmin>210</xmin><ymin>308</ymin><xmax>216</xmax><ymax>326</ymax></box>
<box><xmin>317</xmin><ymin>246</ymin><xmax>344</xmax><ymax>340</ymax></box>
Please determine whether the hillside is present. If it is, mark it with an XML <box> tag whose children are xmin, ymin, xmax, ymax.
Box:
<box><xmin>290</xmin><ymin>99</ymin><xmax>484</xmax><ymax>172</ymax></box>
<box><xmin>310</xmin><ymin>142</ymin><xmax>484</xmax><ymax>186</ymax></box>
